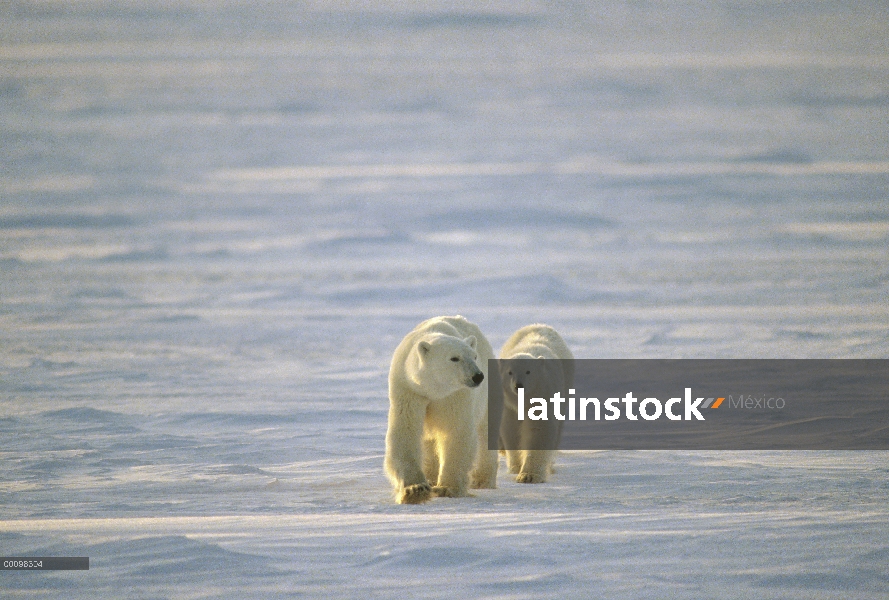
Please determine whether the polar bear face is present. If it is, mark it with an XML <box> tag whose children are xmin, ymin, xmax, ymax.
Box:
<box><xmin>500</xmin><ymin>353</ymin><xmax>537</xmax><ymax>394</ymax></box>
<box><xmin>410</xmin><ymin>333</ymin><xmax>484</xmax><ymax>400</ymax></box>
<box><xmin>499</xmin><ymin>353</ymin><xmax>564</xmax><ymax>397</ymax></box>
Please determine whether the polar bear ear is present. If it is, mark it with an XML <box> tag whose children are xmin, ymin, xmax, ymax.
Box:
<box><xmin>464</xmin><ymin>335</ymin><xmax>477</xmax><ymax>349</ymax></box>
<box><xmin>418</xmin><ymin>341</ymin><xmax>432</xmax><ymax>356</ymax></box>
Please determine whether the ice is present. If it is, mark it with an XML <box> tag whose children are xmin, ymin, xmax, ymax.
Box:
<box><xmin>1</xmin><ymin>1</ymin><xmax>888</xmax><ymax>598</ymax></box>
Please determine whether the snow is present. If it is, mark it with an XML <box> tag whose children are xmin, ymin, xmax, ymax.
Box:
<box><xmin>1</xmin><ymin>1</ymin><xmax>888</xmax><ymax>597</ymax></box>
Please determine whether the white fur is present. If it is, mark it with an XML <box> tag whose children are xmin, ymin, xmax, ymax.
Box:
<box><xmin>384</xmin><ymin>315</ymin><xmax>498</xmax><ymax>504</ymax></box>
<box><xmin>498</xmin><ymin>324</ymin><xmax>574</xmax><ymax>483</ymax></box>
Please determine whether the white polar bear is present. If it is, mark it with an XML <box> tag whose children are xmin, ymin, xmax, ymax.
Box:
<box><xmin>498</xmin><ymin>324</ymin><xmax>574</xmax><ymax>484</ymax></box>
<box><xmin>385</xmin><ymin>315</ymin><xmax>498</xmax><ymax>504</ymax></box>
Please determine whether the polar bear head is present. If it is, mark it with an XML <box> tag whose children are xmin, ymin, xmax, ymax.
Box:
<box><xmin>408</xmin><ymin>333</ymin><xmax>484</xmax><ymax>399</ymax></box>
<box><xmin>499</xmin><ymin>353</ymin><xmax>565</xmax><ymax>397</ymax></box>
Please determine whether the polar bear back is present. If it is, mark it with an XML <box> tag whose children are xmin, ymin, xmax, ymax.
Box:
<box><xmin>500</xmin><ymin>323</ymin><xmax>573</xmax><ymax>360</ymax></box>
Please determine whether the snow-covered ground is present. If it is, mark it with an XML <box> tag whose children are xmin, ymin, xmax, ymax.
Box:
<box><xmin>1</xmin><ymin>1</ymin><xmax>888</xmax><ymax>597</ymax></box>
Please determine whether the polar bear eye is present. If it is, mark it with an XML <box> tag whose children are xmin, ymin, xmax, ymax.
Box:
<box><xmin>450</xmin><ymin>356</ymin><xmax>460</xmax><ymax>362</ymax></box>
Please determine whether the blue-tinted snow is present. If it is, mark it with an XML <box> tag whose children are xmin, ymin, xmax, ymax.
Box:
<box><xmin>1</xmin><ymin>1</ymin><xmax>888</xmax><ymax>598</ymax></box>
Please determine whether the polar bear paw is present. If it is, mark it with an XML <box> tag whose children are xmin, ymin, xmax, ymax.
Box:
<box><xmin>398</xmin><ymin>482</ymin><xmax>432</xmax><ymax>504</ymax></box>
<box><xmin>431</xmin><ymin>485</ymin><xmax>469</xmax><ymax>498</ymax></box>
<box><xmin>516</xmin><ymin>472</ymin><xmax>546</xmax><ymax>484</ymax></box>
<box><xmin>470</xmin><ymin>472</ymin><xmax>496</xmax><ymax>489</ymax></box>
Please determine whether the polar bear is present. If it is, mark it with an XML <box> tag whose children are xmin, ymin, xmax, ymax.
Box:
<box><xmin>498</xmin><ymin>324</ymin><xmax>574</xmax><ymax>483</ymax></box>
<box><xmin>384</xmin><ymin>315</ymin><xmax>498</xmax><ymax>504</ymax></box>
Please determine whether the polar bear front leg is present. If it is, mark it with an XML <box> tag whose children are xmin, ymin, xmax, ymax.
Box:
<box><xmin>506</xmin><ymin>449</ymin><xmax>524</xmax><ymax>474</ymax></box>
<box><xmin>431</xmin><ymin>420</ymin><xmax>476</xmax><ymax>498</ymax></box>
<box><xmin>384</xmin><ymin>402</ymin><xmax>432</xmax><ymax>504</ymax></box>
<box><xmin>516</xmin><ymin>450</ymin><xmax>555</xmax><ymax>484</ymax></box>
<box><xmin>422</xmin><ymin>437</ymin><xmax>440</xmax><ymax>484</ymax></box>
<box><xmin>470</xmin><ymin>409</ymin><xmax>498</xmax><ymax>489</ymax></box>
<box><xmin>515</xmin><ymin>421</ymin><xmax>556</xmax><ymax>483</ymax></box>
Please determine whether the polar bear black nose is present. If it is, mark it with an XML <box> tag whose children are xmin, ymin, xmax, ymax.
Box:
<box><xmin>472</xmin><ymin>372</ymin><xmax>484</xmax><ymax>385</ymax></box>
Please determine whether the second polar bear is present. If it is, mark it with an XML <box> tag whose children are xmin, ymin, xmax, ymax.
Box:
<box><xmin>384</xmin><ymin>315</ymin><xmax>498</xmax><ymax>504</ymax></box>
<box><xmin>498</xmin><ymin>324</ymin><xmax>574</xmax><ymax>483</ymax></box>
